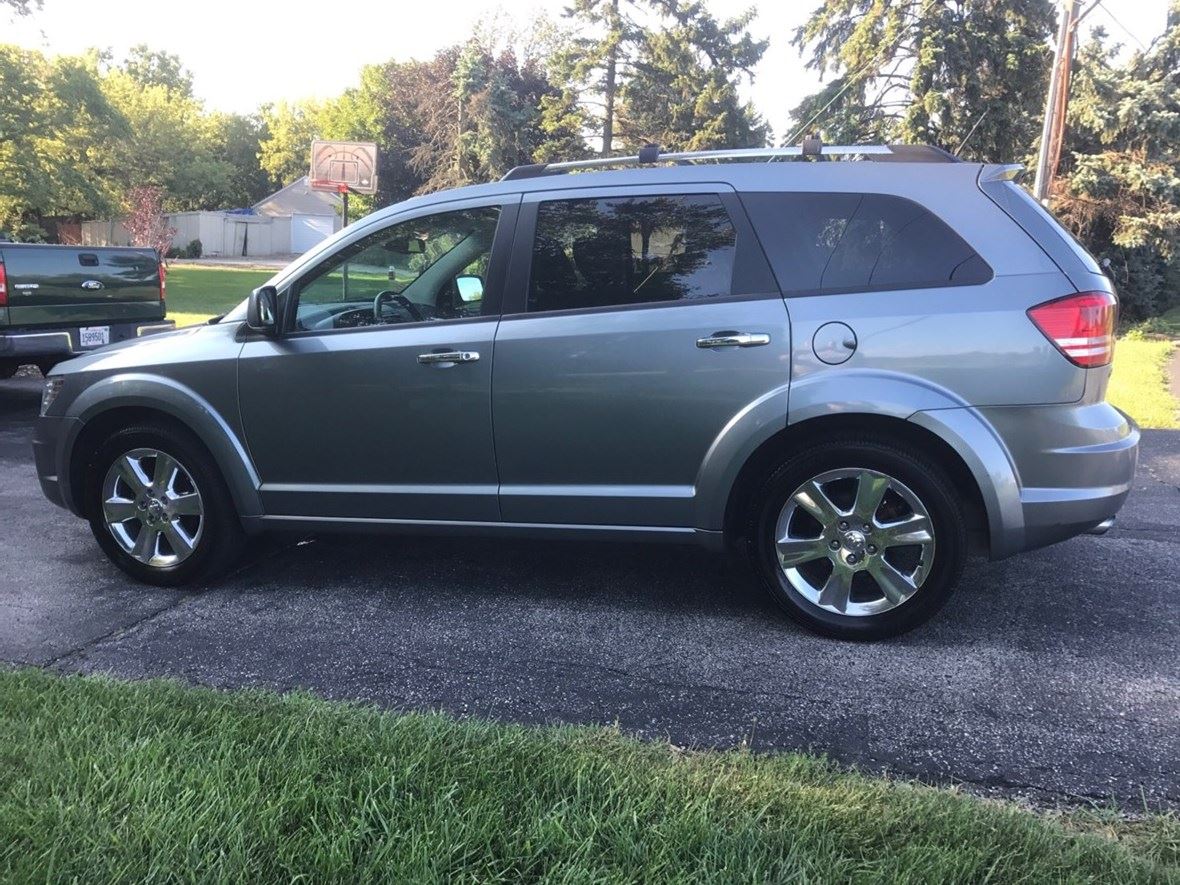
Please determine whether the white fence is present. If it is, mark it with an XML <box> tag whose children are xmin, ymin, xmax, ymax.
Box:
<box><xmin>80</xmin><ymin>211</ymin><xmax>337</xmax><ymax>257</ymax></box>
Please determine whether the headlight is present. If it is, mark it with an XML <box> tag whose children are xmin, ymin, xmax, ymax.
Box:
<box><xmin>40</xmin><ymin>377</ymin><xmax>65</xmax><ymax>416</ymax></box>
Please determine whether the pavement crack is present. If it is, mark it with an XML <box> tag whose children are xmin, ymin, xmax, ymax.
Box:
<box><xmin>39</xmin><ymin>593</ymin><xmax>195</xmax><ymax>669</ymax></box>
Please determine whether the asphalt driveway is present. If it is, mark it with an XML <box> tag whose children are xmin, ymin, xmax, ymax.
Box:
<box><xmin>2</xmin><ymin>373</ymin><xmax>1177</xmax><ymax>809</ymax></box>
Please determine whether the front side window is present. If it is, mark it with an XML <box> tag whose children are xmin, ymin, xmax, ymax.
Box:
<box><xmin>291</xmin><ymin>206</ymin><xmax>501</xmax><ymax>331</ymax></box>
<box><xmin>528</xmin><ymin>194</ymin><xmax>736</xmax><ymax>313</ymax></box>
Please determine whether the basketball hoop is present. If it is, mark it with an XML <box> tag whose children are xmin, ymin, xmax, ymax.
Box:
<box><xmin>309</xmin><ymin>141</ymin><xmax>378</xmax><ymax>227</ymax></box>
<box><xmin>308</xmin><ymin>141</ymin><xmax>378</xmax><ymax>195</ymax></box>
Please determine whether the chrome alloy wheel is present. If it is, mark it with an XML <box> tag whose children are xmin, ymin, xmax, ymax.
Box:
<box><xmin>101</xmin><ymin>447</ymin><xmax>204</xmax><ymax>567</ymax></box>
<box><xmin>773</xmin><ymin>468</ymin><xmax>935</xmax><ymax>617</ymax></box>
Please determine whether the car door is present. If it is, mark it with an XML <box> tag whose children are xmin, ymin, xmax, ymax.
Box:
<box><xmin>238</xmin><ymin>197</ymin><xmax>518</xmax><ymax>522</ymax></box>
<box><xmin>492</xmin><ymin>184</ymin><xmax>790</xmax><ymax>528</ymax></box>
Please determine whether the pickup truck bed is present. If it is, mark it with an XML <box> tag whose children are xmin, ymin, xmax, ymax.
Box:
<box><xmin>0</xmin><ymin>244</ymin><xmax>174</xmax><ymax>376</ymax></box>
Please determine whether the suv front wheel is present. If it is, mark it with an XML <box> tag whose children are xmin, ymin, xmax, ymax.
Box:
<box><xmin>751</xmin><ymin>438</ymin><xmax>966</xmax><ymax>640</ymax></box>
<box><xmin>85</xmin><ymin>423</ymin><xmax>245</xmax><ymax>586</ymax></box>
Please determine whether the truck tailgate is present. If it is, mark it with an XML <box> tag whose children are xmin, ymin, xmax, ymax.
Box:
<box><xmin>0</xmin><ymin>247</ymin><xmax>163</xmax><ymax>326</ymax></box>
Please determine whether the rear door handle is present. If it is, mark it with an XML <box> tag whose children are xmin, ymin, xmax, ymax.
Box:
<box><xmin>417</xmin><ymin>350</ymin><xmax>480</xmax><ymax>365</ymax></box>
<box><xmin>696</xmin><ymin>332</ymin><xmax>771</xmax><ymax>348</ymax></box>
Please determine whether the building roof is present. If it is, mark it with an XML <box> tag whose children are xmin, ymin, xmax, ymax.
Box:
<box><xmin>252</xmin><ymin>176</ymin><xmax>341</xmax><ymax>218</ymax></box>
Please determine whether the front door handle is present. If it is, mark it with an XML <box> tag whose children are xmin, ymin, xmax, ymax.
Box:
<box><xmin>696</xmin><ymin>332</ymin><xmax>771</xmax><ymax>349</ymax></box>
<box><xmin>417</xmin><ymin>350</ymin><xmax>480</xmax><ymax>365</ymax></box>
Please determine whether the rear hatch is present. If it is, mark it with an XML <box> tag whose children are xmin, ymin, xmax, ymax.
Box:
<box><xmin>0</xmin><ymin>245</ymin><xmax>163</xmax><ymax>327</ymax></box>
<box><xmin>978</xmin><ymin>167</ymin><xmax>1118</xmax><ymax>402</ymax></box>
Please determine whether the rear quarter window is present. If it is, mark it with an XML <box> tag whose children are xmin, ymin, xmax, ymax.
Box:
<box><xmin>740</xmin><ymin>191</ymin><xmax>992</xmax><ymax>295</ymax></box>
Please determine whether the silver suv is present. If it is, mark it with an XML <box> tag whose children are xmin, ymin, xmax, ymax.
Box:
<box><xmin>33</xmin><ymin>145</ymin><xmax>1139</xmax><ymax>639</ymax></box>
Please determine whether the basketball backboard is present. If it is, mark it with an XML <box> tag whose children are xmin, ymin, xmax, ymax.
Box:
<box><xmin>309</xmin><ymin>140</ymin><xmax>378</xmax><ymax>195</ymax></box>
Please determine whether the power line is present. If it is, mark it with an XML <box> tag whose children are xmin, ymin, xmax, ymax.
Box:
<box><xmin>1090</xmin><ymin>0</ymin><xmax>1148</xmax><ymax>50</ymax></box>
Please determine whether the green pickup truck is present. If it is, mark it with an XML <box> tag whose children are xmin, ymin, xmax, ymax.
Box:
<box><xmin>0</xmin><ymin>244</ymin><xmax>175</xmax><ymax>377</ymax></box>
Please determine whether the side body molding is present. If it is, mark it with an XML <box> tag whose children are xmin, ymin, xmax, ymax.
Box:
<box><xmin>60</xmin><ymin>373</ymin><xmax>264</xmax><ymax>519</ymax></box>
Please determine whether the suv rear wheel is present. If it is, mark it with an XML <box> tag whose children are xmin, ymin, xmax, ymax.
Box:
<box><xmin>750</xmin><ymin>438</ymin><xmax>966</xmax><ymax>640</ymax></box>
<box><xmin>85</xmin><ymin>423</ymin><xmax>245</xmax><ymax>586</ymax></box>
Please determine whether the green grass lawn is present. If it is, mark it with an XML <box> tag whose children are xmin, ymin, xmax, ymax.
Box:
<box><xmin>1157</xmin><ymin>306</ymin><xmax>1180</xmax><ymax>336</ymax></box>
<box><xmin>1109</xmin><ymin>338</ymin><xmax>1180</xmax><ymax>429</ymax></box>
<box><xmin>164</xmin><ymin>264</ymin><xmax>273</xmax><ymax>328</ymax></box>
<box><xmin>1</xmin><ymin>668</ymin><xmax>1176</xmax><ymax>882</ymax></box>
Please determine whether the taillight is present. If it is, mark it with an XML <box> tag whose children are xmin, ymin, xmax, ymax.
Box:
<box><xmin>158</xmin><ymin>262</ymin><xmax>166</xmax><ymax>302</ymax></box>
<box><xmin>0</xmin><ymin>262</ymin><xmax>7</xmax><ymax>307</ymax></box>
<box><xmin>1027</xmin><ymin>291</ymin><xmax>1117</xmax><ymax>368</ymax></box>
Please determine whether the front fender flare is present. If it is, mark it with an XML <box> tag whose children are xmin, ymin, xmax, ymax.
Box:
<box><xmin>60</xmin><ymin>373</ymin><xmax>263</xmax><ymax>519</ymax></box>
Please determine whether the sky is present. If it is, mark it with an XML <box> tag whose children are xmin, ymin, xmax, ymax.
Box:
<box><xmin>8</xmin><ymin>0</ymin><xmax>1172</xmax><ymax>142</ymax></box>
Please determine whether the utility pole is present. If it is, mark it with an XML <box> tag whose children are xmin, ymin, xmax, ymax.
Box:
<box><xmin>1033</xmin><ymin>0</ymin><xmax>1082</xmax><ymax>203</ymax></box>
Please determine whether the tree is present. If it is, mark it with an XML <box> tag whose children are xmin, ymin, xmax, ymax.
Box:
<box><xmin>122</xmin><ymin>45</ymin><xmax>194</xmax><ymax>97</ymax></box>
<box><xmin>617</xmin><ymin>11</ymin><xmax>771</xmax><ymax>151</ymax></box>
<box><xmin>207</xmin><ymin>112</ymin><xmax>272</xmax><ymax>206</ymax></box>
<box><xmin>0</xmin><ymin>47</ymin><xmax>124</xmax><ymax>238</ymax></box>
<box><xmin>99</xmin><ymin>68</ymin><xmax>235</xmax><ymax>211</ymax></box>
<box><xmin>123</xmin><ymin>185</ymin><xmax>176</xmax><ymax>264</ymax></box>
<box><xmin>1053</xmin><ymin>5</ymin><xmax>1180</xmax><ymax>320</ymax></box>
<box><xmin>556</xmin><ymin>0</ymin><xmax>767</xmax><ymax>154</ymax></box>
<box><xmin>789</xmin><ymin>0</ymin><xmax>1054</xmax><ymax>161</ymax></box>
<box><xmin>258</xmin><ymin>100</ymin><xmax>328</xmax><ymax>189</ymax></box>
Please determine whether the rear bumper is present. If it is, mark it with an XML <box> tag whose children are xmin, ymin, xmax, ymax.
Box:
<box><xmin>0</xmin><ymin>320</ymin><xmax>175</xmax><ymax>362</ymax></box>
<box><xmin>979</xmin><ymin>402</ymin><xmax>1139</xmax><ymax>555</ymax></box>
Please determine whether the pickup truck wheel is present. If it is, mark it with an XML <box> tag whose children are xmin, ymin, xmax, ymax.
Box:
<box><xmin>85</xmin><ymin>423</ymin><xmax>245</xmax><ymax>586</ymax></box>
<box><xmin>751</xmin><ymin>439</ymin><xmax>966</xmax><ymax>640</ymax></box>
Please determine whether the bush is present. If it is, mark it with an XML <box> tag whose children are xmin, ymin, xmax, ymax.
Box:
<box><xmin>167</xmin><ymin>238</ymin><xmax>203</xmax><ymax>260</ymax></box>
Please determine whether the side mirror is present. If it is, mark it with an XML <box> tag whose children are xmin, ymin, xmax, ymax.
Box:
<box><xmin>246</xmin><ymin>285</ymin><xmax>279</xmax><ymax>334</ymax></box>
<box><xmin>455</xmin><ymin>274</ymin><xmax>484</xmax><ymax>303</ymax></box>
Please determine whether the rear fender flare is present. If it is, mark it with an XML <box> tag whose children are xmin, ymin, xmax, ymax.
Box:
<box><xmin>695</xmin><ymin>370</ymin><xmax>1024</xmax><ymax>555</ymax></box>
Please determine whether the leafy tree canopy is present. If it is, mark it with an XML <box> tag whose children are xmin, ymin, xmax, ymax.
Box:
<box><xmin>789</xmin><ymin>0</ymin><xmax>1054</xmax><ymax>161</ymax></box>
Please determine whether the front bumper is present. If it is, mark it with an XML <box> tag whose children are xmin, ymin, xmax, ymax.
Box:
<box><xmin>33</xmin><ymin>413</ymin><xmax>83</xmax><ymax>514</ymax></box>
<box><xmin>0</xmin><ymin>320</ymin><xmax>175</xmax><ymax>362</ymax></box>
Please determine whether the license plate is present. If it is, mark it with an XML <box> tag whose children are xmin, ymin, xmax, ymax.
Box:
<box><xmin>79</xmin><ymin>326</ymin><xmax>110</xmax><ymax>348</ymax></box>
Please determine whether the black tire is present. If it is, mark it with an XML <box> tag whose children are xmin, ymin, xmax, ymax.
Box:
<box><xmin>84</xmin><ymin>422</ymin><xmax>245</xmax><ymax>586</ymax></box>
<box><xmin>749</xmin><ymin>437</ymin><xmax>966</xmax><ymax>640</ymax></box>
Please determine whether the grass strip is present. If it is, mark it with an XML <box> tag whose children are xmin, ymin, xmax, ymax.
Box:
<box><xmin>1108</xmin><ymin>338</ymin><xmax>1180</xmax><ymax>429</ymax></box>
<box><xmin>1</xmin><ymin>667</ymin><xmax>1175</xmax><ymax>883</ymax></box>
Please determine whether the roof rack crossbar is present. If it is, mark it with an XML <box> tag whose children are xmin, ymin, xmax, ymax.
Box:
<box><xmin>502</xmin><ymin>144</ymin><xmax>955</xmax><ymax>181</ymax></box>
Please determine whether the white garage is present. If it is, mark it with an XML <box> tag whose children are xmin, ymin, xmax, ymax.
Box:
<box><xmin>290</xmin><ymin>213</ymin><xmax>337</xmax><ymax>253</ymax></box>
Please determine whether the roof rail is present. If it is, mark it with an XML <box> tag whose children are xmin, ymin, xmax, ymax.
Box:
<box><xmin>501</xmin><ymin>143</ymin><xmax>958</xmax><ymax>181</ymax></box>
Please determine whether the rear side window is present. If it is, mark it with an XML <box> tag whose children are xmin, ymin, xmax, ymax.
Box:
<box><xmin>741</xmin><ymin>192</ymin><xmax>992</xmax><ymax>295</ymax></box>
<box><xmin>528</xmin><ymin>194</ymin><xmax>736</xmax><ymax>312</ymax></box>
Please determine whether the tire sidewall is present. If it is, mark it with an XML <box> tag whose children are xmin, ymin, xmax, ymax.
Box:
<box><xmin>85</xmin><ymin>425</ymin><xmax>238</xmax><ymax>586</ymax></box>
<box><xmin>753</xmin><ymin>441</ymin><xmax>966</xmax><ymax>640</ymax></box>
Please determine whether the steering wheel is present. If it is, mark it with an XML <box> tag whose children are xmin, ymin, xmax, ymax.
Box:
<box><xmin>373</xmin><ymin>290</ymin><xmax>424</xmax><ymax>323</ymax></box>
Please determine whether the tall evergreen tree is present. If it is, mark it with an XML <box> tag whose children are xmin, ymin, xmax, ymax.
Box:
<box><xmin>618</xmin><ymin>9</ymin><xmax>770</xmax><ymax>150</ymax></box>
<box><xmin>552</xmin><ymin>0</ymin><xmax>767</xmax><ymax>154</ymax></box>
<box><xmin>789</xmin><ymin>0</ymin><xmax>1054</xmax><ymax>160</ymax></box>
<box><xmin>1054</xmin><ymin>4</ymin><xmax>1180</xmax><ymax>320</ymax></box>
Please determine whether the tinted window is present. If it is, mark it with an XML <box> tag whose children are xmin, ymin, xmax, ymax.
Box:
<box><xmin>741</xmin><ymin>192</ymin><xmax>991</xmax><ymax>295</ymax></box>
<box><xmin>528</xmin><ymin>194</ymin><xmax>736</xmax><ymax>313</ymax></box>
